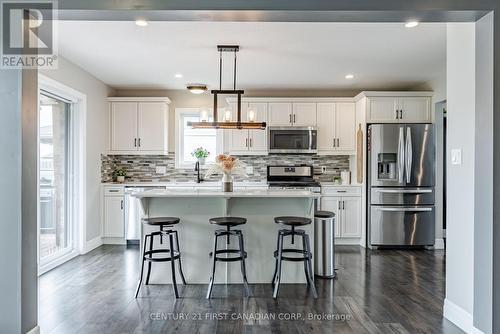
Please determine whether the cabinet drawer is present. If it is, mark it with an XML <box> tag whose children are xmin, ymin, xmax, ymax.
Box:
<box><xmin>321</xmin><ymin>186</ymin><xmax>361</xmax><ymax>196</ymax></box>
<box><xmin>103</xmin><ymin>186</ymin><xmax>124</xmax><ymax>196</ymax></box>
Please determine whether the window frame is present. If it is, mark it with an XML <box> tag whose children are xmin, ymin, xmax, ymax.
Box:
<box><xmin>175</xmin><ymin>108</ymin><xmax>223</xmax><ymax>169</ymax></box>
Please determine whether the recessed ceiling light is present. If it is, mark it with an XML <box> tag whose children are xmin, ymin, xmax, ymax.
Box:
<box><xmin>135</xmin><ymin>19</ymin><xmax>148</xmax><ymax>27</ymax></box>
<box><xmin>405</xmin><ymin>21</ymin><xmax>419</xmax><ymax>28</ymax></box>
<box><xmin>175</xmin><ymin>73</ymin><xmax>183</xmax><ymax>79</ymax></box>
<box><xmin>187</xmin><ymin>84</ymin><xmax>207</xmax><ymax>94</ymax></box>
<box><xmin>345</xmin><ymin>74</ymin><xmax>354</xmax><ymax>79</ymax></box>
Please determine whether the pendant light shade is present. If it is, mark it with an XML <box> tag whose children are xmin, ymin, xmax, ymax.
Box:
<box><xmin>187</xmin><ymin>84</ymin><xmax>207</xmax><ymax>94</ymax></box>
<box><xmin>188</xmin><ymin>45</ymin><xmax>267</xmax><ymax>130</ymax></box>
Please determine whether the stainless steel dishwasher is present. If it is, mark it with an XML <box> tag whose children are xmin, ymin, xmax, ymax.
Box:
<box><xmin>124</xmin><ymin>186</ymin><xmax>165</xmax><ymax>244</ymax></box>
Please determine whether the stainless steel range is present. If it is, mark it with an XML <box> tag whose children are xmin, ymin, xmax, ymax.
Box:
<box><xmin>267</xmin><ymin>165</ymin><xmax>321</xmax><ymax>193</ymax></box>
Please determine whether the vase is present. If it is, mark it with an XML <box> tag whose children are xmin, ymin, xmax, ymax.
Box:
<box><xmin>222</xmin><ymin>173</ymin><xmax>233</xmax><ymax>192</ymax></box>
<box><xmin>116</xmin><ymin>176</ymin><xmax>125</xmax><ymax>183</ymax></box>
<box><xmin>197</xmin><ymin>157</ymin><xmax>206</xmax><ymax>165</ymax></box>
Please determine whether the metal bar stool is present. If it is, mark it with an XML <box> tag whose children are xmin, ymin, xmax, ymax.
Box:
<box><xmin>206</xmin><ymin>217</ymin><xmax>251</xmax><ymax>299</ymax></box>
<box><xmin>135</xmin><ymin>217</ymin><xmax>187</xmax><ymax>299</ymax></box>
<box><xmin>272</xmin><ymin>216</ymin><xmax>317</xmax><ymax>299</ymax></box>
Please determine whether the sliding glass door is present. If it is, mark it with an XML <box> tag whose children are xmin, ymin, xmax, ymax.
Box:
<box><xmin>39</xmin><ymin>93</ymin><xmax>73</xmax><ymax>266</ymax></box>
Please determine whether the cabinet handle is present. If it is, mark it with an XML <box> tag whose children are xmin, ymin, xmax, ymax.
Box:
<box><xmin>343</xmin><ymin>201</ymin><xmax>345</xmax><ymax>210</ymax></box>
<box><xmin>337</xmin><ymin>138</ymin><xmax>340</xmax><ymax>147</ymax></box>
<box><xmin>134</xmin><ymin>138</ymin><xmax>137</xmax><ymax>147</ymax></box>
<box><xmin>333</xmin><ymin>139</ymin><xmax>336</xmax><ymax>147</ymax></box>
<box><xmin>249</xmin><ymin>138</ymin><xmax>252</xmax><ymax>147</ymax></box>
<box><xmin>395</xmin><ymin>110</ymin><xmax>399</xmax><ymax>120</ymax></box>
<box><xmin>138</xmin><ymin>138</ymin><xmax>141</xmax><ymax>147</ymax></box>
<box><xmin>121</xmin><ymin>200</ymin><xmax>124</xmax><ymax>210</ymax></box>
<box><xmin>293</xmin><ymin>114</ymin><xmax>296</xmax><ymax>123</ymax></box>
<box><xmin>338</xmin><ymin>201</ymin><xmax>341</xmax><ymax>210</ymax></box>
<box><xmin>245</xmin><ymin>138</ymin><xmax>248</xmax><ymax>147</ymax></box>
<box><xmin>400</xmin><ymin>110</ymin><xmax>403</xmax><ymax>119</ymax></box>
<box><xmin>289</xmin><ymin>114</ymin><xmax>292</xmax><ymax>124</ymax></box>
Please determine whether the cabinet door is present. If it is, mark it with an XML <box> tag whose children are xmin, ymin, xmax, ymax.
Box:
<box><xmin>316</xmin><ymin>103</ymin><xmax>335</xmax><ymax>151</ymax></box>
<box><xmin>268</xmin><ymin>103</ymin><xmax>292</xmax><ymax>126</ymax></box>
<box><xmin>104</xmin><ymin>196</ymin><xmax>124</xmax><ymax>237</ymax></box>
<box><xmin>340</xmin><ymin>197</ymin><xmax>361</xmax><ymax>238</ymax></box>
<box><xmin>335</xmin><ymin>102</ymin><xmax>356</xmax><ymax>151</ymax></box>
<box><xmin>399</xmin><ymin>97</ymin><xmax>431</xmax><ymax>123</ymax></box>
<box><xmin>247</xmin><ymin>103</ymin><xmax>268</xmax><ymax>153</ymax></box>
<box><xmin>320</xmin><ymin>196</ymin><xmax>341</xmax><ymax>238</ymax></box>
<box><xmin>230</xmin><ymin>129</ymin><xmax>250</xmax><ymax>153</ymax></box>
<box><xmin>138</xmin><ymin>102</ymin><xmax>167</xmax><ymax>152</ymax></box>
<box><xmin>367</xmin><ymin>97</ymin><xmax>398</xmax><ymax>123</ymax></box>
<box><xmin>293</xmin><ymin>102</ymin><xmax>317</xmax><ymax>126</ymax></box>
<box><xmin>110</xmin><ymin>102</ymin><xmax>138</xmax><ymax>151</ymax></box>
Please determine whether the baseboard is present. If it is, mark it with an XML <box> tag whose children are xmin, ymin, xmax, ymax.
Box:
<box><xmin>435</xmin><ymin>238</ymin><xmax>445</xmax><ymax>250</ymax></box>
<box><xmin>26</xmin><ymin>325</ymin><xmax>40</xmax><ymax>334</ymax></box>
<box><xmin>471</xmin><ymin>326</ymin><xmax>486</xmax><ymax>334</ymax></box>
<box><xmin>102</xmin><ymin>237</ymin><xmax>126</xmax><ymax>245</ymax></box>
<box><xmin>83</xmin><ymin>236</ymin><xmax>103</xmax><ymax>254</ymax></box>
<box><xmin>335</xmin><ymin>238</ymin><xmax>362</xmax><ymax>246</ymax></box>
<box><xmin>443</xmin><ymin>298</ymin><xmax>473</xmax><ymax>333</ymax></box>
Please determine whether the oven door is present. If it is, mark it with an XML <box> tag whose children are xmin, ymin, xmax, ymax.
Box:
<box><xmin>269</xmin><ymin>127</ymin><xmax>317</xmax><ymax>153</ymax></box>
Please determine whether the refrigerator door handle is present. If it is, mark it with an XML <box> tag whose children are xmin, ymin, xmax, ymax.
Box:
<box><xmin>397</xmin><ymin>127</ymin><xmax>405</xmax><ymax>184</ymax></box>
<box><xmin>405</xmin><ymin>127</ymin><xmax>413</xmax><ymax>183</ymax></box>
<box><xmin>376</xmin><ymin>207</ymin><xmax>433</xmax><ymax>212</ymax></box>
<box><xmin>374</xmin><ymin>188</ymin><xmax>432</xmax><ymax>194</ymax></box>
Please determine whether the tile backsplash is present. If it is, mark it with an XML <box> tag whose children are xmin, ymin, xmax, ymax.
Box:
<box><xmin>101</xmin><ymin>154</ymin><xmax>350</xmax><ymax>183</ymax></box>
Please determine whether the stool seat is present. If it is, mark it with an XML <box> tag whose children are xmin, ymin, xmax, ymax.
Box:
<box><xmin>142</xmin><ymin>217</ymin><xmax>180</xmax><ymax>226</ymax></box>
<box><xmin>315</xmin><ymin>211</ymin><xmax>335</xmax><ymax>219</ymax></box>
<box><xmin>274</xmin><ymin>216</ymin><xmax>312</xmax><ymax>226</ymax></box>
<box><xmin>209</xmin><ymin>217</ymin><xmax>247</xmax><ymax>226</ymax></box>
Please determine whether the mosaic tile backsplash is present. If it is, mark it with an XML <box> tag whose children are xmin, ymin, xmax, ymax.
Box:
<box><xmin>101</xmin><ymin>154</ymin><xmax>350</xmax><ymax>183</ymax></box>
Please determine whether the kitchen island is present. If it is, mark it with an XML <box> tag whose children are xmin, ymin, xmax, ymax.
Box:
<box><xmin>133</xmin><ymin>189</ymin><xmax>319</xmax><ymax>284</ymax></box>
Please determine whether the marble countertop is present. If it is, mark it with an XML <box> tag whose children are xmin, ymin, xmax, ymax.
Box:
<box><xmin>132</xmin><ymin>188</ymin><xmax>320</xmax><ymax>198</ymax></box>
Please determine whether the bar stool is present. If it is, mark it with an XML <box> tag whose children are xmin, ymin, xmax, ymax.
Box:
<box><xmin>135</xmin><ymin>217</ymin><xmax>187</xmax><ymax>299</ymax></box>
<box><xmin>272</xmin><ymin>216</ymin><xmax>317</xmax><ymax>299</ymax></box>
<box><xmin>206</xmin><ymin>217</ymin><xmax>251</xmax><ymax>299</ymax></box>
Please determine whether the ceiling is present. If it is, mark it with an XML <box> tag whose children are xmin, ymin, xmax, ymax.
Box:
<box><xmin>57</xmin><ymin>21</ymin><xmax>446</xmax><ymax>91</ymax></box>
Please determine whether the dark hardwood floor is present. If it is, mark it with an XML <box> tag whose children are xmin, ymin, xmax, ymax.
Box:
<box><xmin>39</xmin><ymin>245</ymin><xmax>463</xmax><ymax>334</ymax></box>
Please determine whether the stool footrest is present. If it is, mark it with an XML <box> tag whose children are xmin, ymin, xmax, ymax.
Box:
<box><xmin>273</xmin><ymin>248</ymin><xmax>312</xmax><ymax>262</ymax></box>
<box><xmin>143</xmin><ymin>249</ymin><xmax>181</xmax><ymax>262</ymax></box>
<box><xmin>214</xmin><ymin>249</ymin><xmax>247</xmax><ymax>262</ymax></box>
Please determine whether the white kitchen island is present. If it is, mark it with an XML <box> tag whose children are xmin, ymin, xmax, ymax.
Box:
<box><xmin>133</xmin><ymin>189</ymin><xmax>319</xmax><ymax>284</ymax></box>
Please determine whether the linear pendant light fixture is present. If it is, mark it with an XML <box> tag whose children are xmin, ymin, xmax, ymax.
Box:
<box><xmin>187</xmin><ymin>45</ymin><xmax>266</xmax><ymax>130</ymax></box>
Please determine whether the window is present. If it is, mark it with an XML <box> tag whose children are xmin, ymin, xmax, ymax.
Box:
<box><xmin>176</xmin><ymin>108</ymin><xmax>221</xmax><ymax>168</ymax></box>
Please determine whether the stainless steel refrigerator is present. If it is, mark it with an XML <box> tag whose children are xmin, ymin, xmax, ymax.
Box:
<box><xmin>368</xmin><ymin>124</ymin><xmax>435</xmax><ymax>248</ymax></box>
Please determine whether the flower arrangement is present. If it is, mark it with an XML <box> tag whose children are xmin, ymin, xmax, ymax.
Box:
<box><xmin>204</xmin><ymin>154</ymin><xmax>247</xmax><ymax>178</ymax></box>
<box><xmin>191</xmin><ymin>147</ymin><xmax>210</xmax><ymax>159</ymax></box>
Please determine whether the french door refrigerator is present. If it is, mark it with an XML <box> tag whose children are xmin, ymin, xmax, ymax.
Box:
<box><xmin>368</xmin><ymin>124</ymin><xmax>435</xmax><ymax>248</ymax></box>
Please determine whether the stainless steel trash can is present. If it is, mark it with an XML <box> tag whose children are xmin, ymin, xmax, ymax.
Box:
<box><xmin>314</xmin><ymin>210</ymin><xmax>336</xmax><ymax>278</ymax></box>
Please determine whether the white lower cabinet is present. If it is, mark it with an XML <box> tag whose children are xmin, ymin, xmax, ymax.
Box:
<box><xmin>321</xmin><ymin>192</ymin><xmax>361</xmax><ymax>240</ymax></box>
<box><xmin>103</xmin><ymin>195</ymin><xmax>124</xmax><ymax>237</ymax></box>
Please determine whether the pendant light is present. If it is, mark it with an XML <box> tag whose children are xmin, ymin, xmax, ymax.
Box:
<box><xmin>187</xmin><ymin>45</ymin><xmax>266</xmax><ymax>130</ymax></box>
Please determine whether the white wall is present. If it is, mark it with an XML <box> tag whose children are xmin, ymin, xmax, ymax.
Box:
<box><xmin>444</xmin><ymin>23</ymin><xmax>475</xmax><ymax>331</ymax></box>
<box><xmin>41</xmin><ymin>57</ymin><xmax>114</xmax><ymax>243</ymax></box>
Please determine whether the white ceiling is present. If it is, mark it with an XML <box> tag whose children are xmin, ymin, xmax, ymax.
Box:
<box><xmin>57</xmin><ymin>21</ymin><xmax>446</xmax><ymax>91</ymax></box>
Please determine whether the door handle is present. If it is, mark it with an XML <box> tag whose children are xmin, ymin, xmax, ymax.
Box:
<box><xmin>377</xmin><ymin>207</ymin><xmax>432</xmax><ymax>212</ymax></box>
<box><xmin>405</xmin><ymin>127</ymin><xmax>412</xmax><ymax>183</ymax></box>
<box><xmin>374</xmin><ymin>188</ymin><xmax>432</xmax><ymax>194</ymax></box>
<box><xmin>397</xmin><ymin>127</ymin><xmax>405</xmax><ymax>183</ymax></box>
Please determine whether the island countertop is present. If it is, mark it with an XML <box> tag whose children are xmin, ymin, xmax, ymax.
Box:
<box><xmin>132</xmin><ymin>188</ymin><xmax>320</xmax><ymax>198</ymax></box>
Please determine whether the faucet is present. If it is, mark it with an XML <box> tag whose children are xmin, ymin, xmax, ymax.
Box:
<box><xmin>195</xmin><ymin>161</ymin><xmax>203</xmax><ymax>183</ymax></box>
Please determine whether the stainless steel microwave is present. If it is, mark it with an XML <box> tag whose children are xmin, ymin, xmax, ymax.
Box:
<box><xmin>268</xmin><ymin>126</ymin><xmax>317</xmax><ymax>154</ymax></box>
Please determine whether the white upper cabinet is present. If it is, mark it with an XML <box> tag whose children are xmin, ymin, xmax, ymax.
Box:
<box><xmin>111</xmin><ymin>102</ymin><xmax>138</xmax><ymax>151</ymax></box>
<box><xmin>268</xmin><ymin>102</ymin><xmax>293</xmax><ymax>126</ymax></box>
<box><xmin>138</xmin><ymin>102</ymin><xmax>168</xmax><ymax>152</ymax></box>
<box><xmin>399</xmin><ymin>97</ymin><xmax>431</xmax><ymax>123</ymax></box>
<box><xmin>108</xmin><ymin>97</ymin><xmax>170</xmax><ymax>154</ymax></box>
<box><xmin>292</xmin><ymin>103</ymin><xmax>317</xmax><ymax>126</ymax></box>
<box><xmin>317</xmin><ymin>102</ymin><xmax>356</xmax><ymax>154</ymax></box>
<box><xmin>228</xmin><ymin>102</ymin><xmax>268</xmax><ymax>155</ymax></box>
<box><xmin>366</xmin><ymin>96</ymin><xmax>431</xmax><ymax>123</ymax></box>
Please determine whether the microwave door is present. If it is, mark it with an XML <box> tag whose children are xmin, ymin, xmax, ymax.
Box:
<box><xmin>404</xmin><ymin>124</ymin><xmax>435</xmax><ymax>187</ymax></box>
<box><xmin>368</xmin><ymin>124</ymin><xmax>405</xmax><ymax>187</ymax></box>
